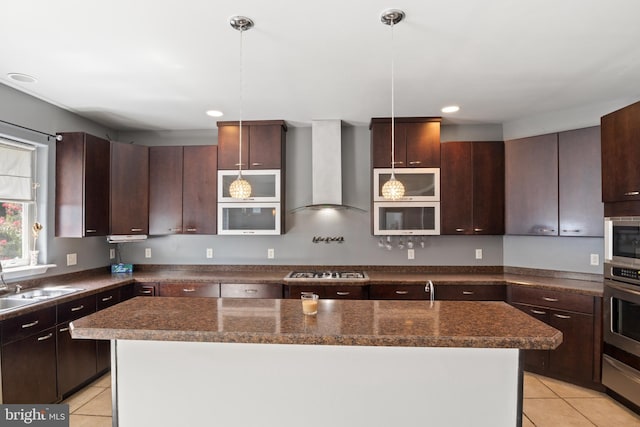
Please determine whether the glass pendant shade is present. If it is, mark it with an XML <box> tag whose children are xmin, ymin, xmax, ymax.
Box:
<box><xmin>381</xmin><ymin>174</ymin><xmax>405</xmax><ymax>200</ymax></box>
<box><xmin>229</xmin><ymin>174</ymin><xmax>252</xmax><ymax>199</ymax></box>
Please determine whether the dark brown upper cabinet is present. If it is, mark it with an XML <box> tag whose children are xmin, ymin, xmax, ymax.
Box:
<box><xmin>217</xmin><ymin>120</ymin><xmax>287</xmax><ymax>170</ymax></box>
<box><xmin>149</xmin><ymin>145</ymin><xmax>217</xmax><ymax>235</ymax></box>
<box><xmin>370</xmin><ymin>117</ymin><xmax>441</xmax><ymax>168</ymax></box>
<box><xmin>601</xmin><ymin>100</ymin><xmax>640</xmax><ymax>215</ymax></box>
<box><xmin>110</xmin><ymin>141</ymin><xmax>149</xmax><ymax>235</ymax></box>
<box><xmin>506</xmin><ymin>127</ymin><xmax>603</xmax><ymax>237</ymax></box>
<box><xmin>55</xmin><ymin>132</ymin><xmax>110</xmax><ymax>237</ymax></box>
<box><xmin>441</xmin><ymin>141</ymin><xmax>504</xmax><ymax>235</ymax></box>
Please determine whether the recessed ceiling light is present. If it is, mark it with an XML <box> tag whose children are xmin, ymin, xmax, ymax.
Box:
<box><xmin>441</xmin><ymin>105</ymin><xmax>460</xmax><ymax>113</ymax></box>
<box><xmin>7</xmin><ymin>73</ymin><xmax>37</xmax><ymax>83</ymax></box>
<box><xmin>206</xmin><ymin>110</ymin><xmax>224</xmax><ymax>118</ymax></box>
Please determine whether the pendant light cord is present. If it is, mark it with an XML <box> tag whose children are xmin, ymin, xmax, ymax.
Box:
<box><xmin>390</xmin><ymin>20</ymin><xmax>396</xmax><ymax>178</ymax></box>
<box><xmin>238</xmin><ymin>26</ymin><xmax>244</xmax><ymax>177</ymax></box>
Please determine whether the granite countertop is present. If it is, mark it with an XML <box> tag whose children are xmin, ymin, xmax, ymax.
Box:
<box><xmin>70</xmin><ymin>296</ymin><xmax>562</xmax><ymax>350</ymax></box>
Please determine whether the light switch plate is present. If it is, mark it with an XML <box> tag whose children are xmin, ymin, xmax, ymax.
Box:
<box><xmin>407</xmin><ymin>249</ymin><xmax>415</xmax><ymax>260</ymax></box>
<box><xmin>66</xmin><ymin>253</ymin><xmax>77</xmax><ymax>266</ymax></box>
<box><xmin>206</xmin><ymin>248</ymin><xmax>213</xmax><ymax>259</ymax></box>
<box><xmin>267</xmin><ymin>248</ymin><xmax>275</xmax><ymax>259</ymax></box>
<box><xmin>475</xmin><ymin>249</ymin><xmax>483</xmax><ymax>260</ymax></box>
<box><xmin>590</xmin><ymin>253</ymin><xmax>599</xmax><ymax>266</ymax></box>
<box><xmin>145</xmin><ymin>248</ymin><xmax>152</xmax><ymax>258</ymax></box>
<box><xmin>109</xmin><ymin>248</ymin><xmax>116</xmax><ymax>259</ymax></box>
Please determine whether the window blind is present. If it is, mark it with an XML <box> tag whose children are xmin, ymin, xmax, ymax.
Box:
<box><xmin>0</xmin><ymin>138</ymin><xmax>35</xmax><ymax>202</ymax></box>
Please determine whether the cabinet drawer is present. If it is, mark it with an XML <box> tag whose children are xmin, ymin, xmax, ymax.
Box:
<box><xmin>436</xmin><ymin>284</ymin><xmax>506</xmax><ymax>301</ymax></box>
<box><xmin>58</xmin><ymin>295</ymin><xmax>97</xmax><ymax>324</ymax></box>
<box><xmin>159</xmin><ymin>282</ymin><xmax>220</xmax><ymax>297</ymax></box>
<box><xmin>134</xmin><ymin>282</ymin><xmax>158</xmax><ymax>297</ymax></box>
<box><xmin>1</xmin><ymin>306</ymin><xmax>56</xmax><ymax>344</ymax></box>
<box><xmin>97</xmin><ymin>288</ymin><xmax>121</xmax><ymax>310</ymax></box>
<box><xmin>509</xmin><ymin>286</ymin><xmax>594</xmax><ymax>314</ymax></box>
<box><xmin>220</xmin><ymin>283</ymin><xmax>282</xmax><ymax>299</ymax></box>
<box><xmin>369</xmin><ymin>284</ymin><xmax>431</xmax><ymax>300</ymax></box>
<box><xmin>286</xmin><ymin>285</ymin><xmax>367</xmax><ymax>299</ymax></box>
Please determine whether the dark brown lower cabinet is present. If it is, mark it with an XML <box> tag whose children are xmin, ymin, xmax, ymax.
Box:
<box><xmin>1</xmin><ymin>326</ymin><xmax>57</xmax><ymax>403</ymax></box>
<box><xmin>286</xmin><ymin>285</ymin><xmax>367</xmax><ymax>299</ymax></box>
<box><xmin>159</xmin><ymin>282</ymin><xmax>220</xmax><ymax>297</ymax></box>
<box><xmin>369</xmin><ymin>284</ymin><xmax>431</xmax><ymax>300</ymax></box>
<box><xmin>509</xmin><ymin>286</ymin><xmax>601</xmax><ymax>389</ymax></box>
<box><xmin>57</xmin><ymin>322</ymin><xmax>97</xmax><ymax>398</ymax></box>
<box><xmin>220</xmin><ymin>283</ymin><xmax>283</xmax><ymax>298</ymax></box>
<box><xmin>435</xmin><ymin>284</ymin><xmax>506</xmax><ymax>301</ymax></box>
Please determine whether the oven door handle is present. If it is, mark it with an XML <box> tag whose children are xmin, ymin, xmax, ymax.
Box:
<box><xmin>606</xmin><ymin>281</ymin><xmax>640</xmax><ymax>297</ymax></box>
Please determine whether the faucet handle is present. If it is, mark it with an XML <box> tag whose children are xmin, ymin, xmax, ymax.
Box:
<box><xmin>15</xmin><ymin>284</ymin><xmax>22</xmax><ymax>293</ymax></box>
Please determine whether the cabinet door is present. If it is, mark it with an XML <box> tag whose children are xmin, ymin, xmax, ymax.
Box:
<box><xmin>441</xmin><ymin>142</ymin><xmax>473</xmax><ymax>234</ymax></box>
<box><xmin>110</xmin><ymin>142</ymin><xmax>149</xmax><ymax>235</ymax></box>
<box><xmin>548</xmin><ymin>309</ymin><xmax>594</xmax><ymax>383</ymax></box>
<box><xmin>220</xmin><ymin>283</ymin><xmax>283</xmax><ymax>298</ymax></box>
<box><xmin>1</xmin><ymin>326</ymin><xmax>57</xmax><ymax>403</ymax></box>
<box><xmin>183</xmin><ymin>145</ymin><xmax>217</xmax><ymax>234</ymax></box>
<box><xmin>370</xmin><ymin>121</ymin><xmax>407</xmax><ymax>168</ymax></box>
<box><xmin>149</xmin><ymin>146</ymin><xmax>184</xmax><ymax>235</ymax></box>
<box><xmin>55</xmin><ymin>132</ymin><xmax>110</xmax><ymax>237</ymax></box>
<box><xmin>248</xmin><ymin>124</ymin><xmax>283</xmax><ymax>169</ymax></box>
<box><xmin>134</xmin><ymin>282</ymin><xmax>158</xmax><ymax>296</ymax></box>
<box><xmin>505</xmin><ymin>134</ymin><xmax>558</xmax><ymax>235</ymax></box>
<box><xmin>369</xmin><ymin>284</ymin><xmax>431</xmax><ymax>300</ymax></box>
<box><xmin>601</xmin><ymin>101</ymin><xmax>640</xmax><ymax>202</ymax></box>
<box><xmin>473</xmin><ymin>142</ymin><xmax>505</xmax><ymax>235</ymax></box>
<box><xmin>57</xmin><ymin>321</ymin><xmax>97</xmax><ymax>398</ymax></box>
<box><xmin>558</xmin><ymin>127</ymin><xmax>604</xmax><ymax>236</ymax></box>
<box><xmin>96</xmin><ymin>288</ymin><xmax>122</xmax><ymax>373</ymax></box>
<box><xmin>405</xmin><ymin>120</ymin><xmax>441</xmax><ymax>168</ymax></box>
<box><xmin>511</xmin><ymin>303</ymin><xmax>550</xmax><ymax>373</ymax></box>
<box><xmin>217</xmin><ymin>123</ymin><xmax>250</xmax><ymax>170</ymax></box>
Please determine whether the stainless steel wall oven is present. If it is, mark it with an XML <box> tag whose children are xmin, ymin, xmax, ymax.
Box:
<box><xmin>603</xmin><ymin>262</ymin><xmax>640</xmax><ymax>411</ymax></box>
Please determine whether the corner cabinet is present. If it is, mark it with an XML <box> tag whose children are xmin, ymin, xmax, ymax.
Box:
<box><xmin>110</xmin><ymin>141</ymin><xmax>149</xmax><ymax>235</ymax></box>
<box><xmin>216</xmin><ymin>120</ymin><xmax>287</xmax><ymax>235</ymax></box>
<box><xmin>149</xmin><ymin>145</ymin><xmax>218</xmax><ymax>235</ymax></box>
<box><xmin>441</xmin><ymin>141</ymin><xmax>504</xmax><ymax>235</ymax></box>
<box><xmin>370</xmin><ymin>117</ymin><xmax>441</xmax><ymax>168</ymax></box>
<box><xmin>55</xmin><ymin>132</ymin><xmax>111</xmax><ymax>237</ymax></box>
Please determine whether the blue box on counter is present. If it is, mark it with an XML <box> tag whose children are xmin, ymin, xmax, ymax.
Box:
<box><xmin>111</xmin><ymin>263</ymin><xmax>133</xmax><ymax>273</ymax></box>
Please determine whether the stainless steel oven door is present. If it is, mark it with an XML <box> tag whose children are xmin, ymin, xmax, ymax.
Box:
<box><xmin>604</xmin><ymin>279</ymin><xmax>640</xmax><ymax>356</ymax></box>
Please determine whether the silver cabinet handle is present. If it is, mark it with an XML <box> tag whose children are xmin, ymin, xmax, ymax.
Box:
<box><xmin>562</xmin><ymin>229</ymin><xmax>581</xmax><ymax>233</ymax></box>
<box><xmin>71</xmin><ymin>305</ymin><xmax>85</xmax><ymax>312</ymax></box>
<box><xmin>182</xmin><ymin>288</ymin><xmax>196</xmax><ymax>293</ymax></box>
<box><xmin>455</xmin><ymin>228</ymin><xmax>465</xmax><ymax>232</ymax></box>
<box><xmin>141</xmin><ymin>289</ymin><xmax>153</xmax><ymax>294</ymax></box>
<box><xmin>86</xmin><ymin>229</ymin><xmax>97</xmax><ymax>233</ymax></box>
<box><xmin>391</xmin><ymin>161</ymin><xmax>403</xmax><ymax>165</ymax></box>
<box><xmin>22</xmin><ymin>320</ymin><xmax>39</xmax><ymax>329</ymax></box>
<box><xmin>59</xmin><ymin>327</ymin><xmax>70</xmax><ymax>332</ymax></box>
<box><xmin>336</xmin><ymin>291</ymin><xmax>350</xmax><ymax>296</ymax></box>
<box><xmin>169</xmin><ymin>228</ymin><xmax>182</xmax><ymax>232</ymax></box>
<box><xmin>624</xmin><ymin>191</ymin><xmax>640</xmax><ymax>196</ymax></box>
<box><xmin>131</xmin><ymin>228</ymin><xmax>143</xmax><ymax>232</ymax></box>
<box><xmin>553</xmin><ymin>313</ymin><xmax>571</xmax><ymax>319</ymax></box>
<box><xmin>531</xmin><ymin>309</ymin><xmax>547</xmax><ymax>315</ymax></box>
<box><xmin>395</xmin><ymin>290</ymin><xmax>409</xmax><ymax>295</ymax></box>
<box><xmin>538</xmin><ymin>228</ymin><xmax>555</xmax><ymax>233</ymax></box>
<box><xmin>101</xmin><ymin>295</ymin><xmax>114</xmax><ymax>302</ymax></box>
<box><xmin>38</xmin><ymin>332</ymin><xmax>54</xmax><ymax>341</ymax></box>
<box><xmin>234</xmin><ymin>162</ymin><xmax>248</xmax><ymax>167</ymax></box>
<box><xmin>462</xmin><ymin>291</ymin><xmax>474</xmax><ymax>295</ymax></box>
<box><xmin>542</xmin><ymin>297</ymin><xmax>559</xmax><ymax>302</ymax></box>
<box><xmin>244</xmin><ymin>289</ymin><xmax>258</xmax><ymax>294</ymax></box>
<box><xmin>186</xmin><ymin>228</ymin><xmax>197</xmax><ymax>232</ymax></box>
<box><xmin>408</xmin><ymin>161</ymin><xmax>422</xmax><ymax>165</ymax></box>
<box><xmin>473</xmin><ymin>228</ymin><xmax>484</xmax><ymax>232</ymax></box>
<box><xmin>251</xmin><ymin>162</ymin><xmax>263</xmax><ymax>167</ymax></box>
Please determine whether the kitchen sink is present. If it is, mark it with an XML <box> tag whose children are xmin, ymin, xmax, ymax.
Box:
<box><xmin>0</xmin><ymin>287</ymin><xmax>84</xmax><ymax>312</ymax></box>
<box><xmin>7</xmin><ymin>287</ymin><xmax>83</xmax><ymax>301</ymax></box>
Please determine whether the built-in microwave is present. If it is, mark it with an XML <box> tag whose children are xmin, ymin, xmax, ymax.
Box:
<box><xmin>604</xmin><ymin>217</ymin><xmax>640</xmax><ymax>267</ymax></box>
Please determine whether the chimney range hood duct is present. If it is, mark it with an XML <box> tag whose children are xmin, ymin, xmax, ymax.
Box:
<box><xmin>311</xmin><ymin>119</ymin><xmax>343</xmax><ymax>208</ymax></box>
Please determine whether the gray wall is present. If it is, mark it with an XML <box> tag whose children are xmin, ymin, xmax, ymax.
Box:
<box><xmin>2</xmin><ymin>83</ymin><xmax>622</xmax><ymax>276</ymax></box>
<box><xmin>0</xmin><ymin>84</ymin><xmax>114</xmax><ymax>279</ymax></box>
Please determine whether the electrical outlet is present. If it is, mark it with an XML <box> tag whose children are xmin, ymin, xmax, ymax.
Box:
<box><xmin>145</xmin><ymin>248</ymin><xmax>152</xmax><ymax>258</ymax></box>
<box><xmin>407</xmin><ymin>249</ymin><xmax>415</xmax><ymax>260</ymax></box>
<box><xmin>267</xmin><ymin>248</ymin><xmax>275</xmax><ymax>259</ymax></box>
<box><xmin>590</xmin><ymin>253</ymin><xmax>599</xmax><ymax>266</ymax></box>
<box><xmin>206</xmin><ymin>248</ymin><xmax>213</xmax><ymax>259</ymax></box>
<box><xmin>66</xmin><ymin>253</ymin><xmax>77</xmax><ymax>266</ymax></box>
<box><xmin>475</xmin><ymin>249</ymin><xmax>483</xmax><ymax>260</ymax></box>
<box><xmin>109</xmin><ymin>248</ymin><xmax>116</xmax><ymax>259</ymax></box>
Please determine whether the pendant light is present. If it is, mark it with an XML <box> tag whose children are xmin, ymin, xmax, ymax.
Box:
<box><xmin>380</xmin><ymin>9</ymin><xmax>405</xmax><ymax>200</ymax></box>
<box><xmin>228</xmin><ymin>15</ymin><xmax>253</xmax><ymax>199</ymax></box>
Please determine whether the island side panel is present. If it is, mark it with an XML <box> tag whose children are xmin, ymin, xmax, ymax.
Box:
<box><xmin>115</xmin><ymin>340</ymin><xmax>520</xmax><ymax>427</ymax></box>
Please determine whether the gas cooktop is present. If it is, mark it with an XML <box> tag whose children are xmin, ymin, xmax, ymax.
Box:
<box><xmin>285</xmin><ymin>271</ymin><xmax>369</xmax><ymax>281</ymax></box>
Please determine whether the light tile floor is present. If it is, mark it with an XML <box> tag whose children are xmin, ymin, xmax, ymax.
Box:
<box><xmin>64</xmin><ymin>371</ymin><xmax>640</xmax><ymax>426</ymax></box>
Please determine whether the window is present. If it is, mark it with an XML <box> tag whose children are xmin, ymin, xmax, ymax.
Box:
<box><xmin>0</xmin><ymin>139</ymin><xmax>36</xmax><ymax>269</ymax></box>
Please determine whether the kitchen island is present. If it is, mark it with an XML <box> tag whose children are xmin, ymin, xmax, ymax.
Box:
<box><xmin>71</xmin><ymin>296</ymin><xmax>561</xmax><ymax>427</ymax></box>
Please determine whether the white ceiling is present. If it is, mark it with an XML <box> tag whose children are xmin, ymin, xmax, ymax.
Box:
<box><xmin>1</xmin><ymin>0</ymin><xmax>640</xmax><ymax>131</ymax></box>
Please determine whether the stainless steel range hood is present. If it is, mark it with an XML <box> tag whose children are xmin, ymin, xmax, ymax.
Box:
<box><xmin>308</xmin><ymin>119</ymin><xmax>344</xmax><ymax>209</ymax></box>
